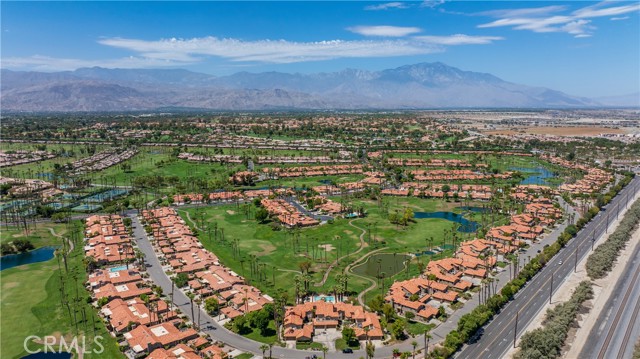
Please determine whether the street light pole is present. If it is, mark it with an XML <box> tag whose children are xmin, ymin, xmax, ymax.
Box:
<box><xmin>549</xmin><ymin>273</ymin><xmax>553</xmax><ymax>304</ymax></box>
<box><xmin>514</xmin><ymin>311</ymin><xmax>519</xmax><ymax>348</ymax></box>
<box><xmin>574</xmin><ymin>245</ymin><xmax>578</xmax><ymax>273</ymax></box>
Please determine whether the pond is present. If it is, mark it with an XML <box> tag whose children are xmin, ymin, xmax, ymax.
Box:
<box><xmin>510</xmin><ymin>166</ymin><xmax>556</xmax><ymax>185</ymax></box>
<box><xmin>459</xmin><ymin>206</ymin><xmax>491</xmax><ymax>214</ymax></box>
<box><xmin>352</xmin><ymin>253</ymin><xmax>411</xmax><ymax>278</ymax></box>
<box><xmin>414</xmin><ymin>211</ymin><xmax>480</xmax><ymax>233</ymax></box>
<box><xmin>1</xmin><ymin>246</ymin><xmax>57</xmax><ymax>271</ymax></box>
<box><xmin>21</xmin><ymin>353</ymin><xmax>72</xmax><ymax>359</ymax></box>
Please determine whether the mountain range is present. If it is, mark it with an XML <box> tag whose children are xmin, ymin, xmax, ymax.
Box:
<box><xmin>1</xmin><ymin>62</ymin><xmax>637</xmax><ymax>112</ymax></box>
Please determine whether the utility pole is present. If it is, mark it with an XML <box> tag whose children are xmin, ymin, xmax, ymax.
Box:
<box><xmin>549</xmin><ymin>273</ymin><xmax>553</xmax><ymax>304</ymax></box>
<box><xmin>514</xmin><ymin>311</ymin><xmax>519</xmax><ymax>348</ymax></box>
<box><xmin>574</xmin><ymin>245</ymin><xmax>578</xmax><ymax>273</ymax></box>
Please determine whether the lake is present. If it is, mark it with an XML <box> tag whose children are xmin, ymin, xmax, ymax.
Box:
<box><xmin>459</xmin><ymin>206</ymin><xmax>491</xmax><ymax>214</ymax></box>
<box><xmin>510</xmin><ymin>166</ymin><xmax>556</xmax><ymax>185</ymax></box>
<box><xmin>1</xmin><ymin>247</ymin><xmax>56</xmax><ymax>271</ymax></box>
<box><xmin>414</xmin><ymin>211</ymin><xmax>480</xmax><ymax>233</ymax></box>
<box><xmin>352</xmin><ymin>253</ymin><xmax>411</xmax><ymax>278</ymax></box>
<box><xmin>21</xmin><ymin>353</ymin><xmax>72</xmax><ymax>359</ymax></box>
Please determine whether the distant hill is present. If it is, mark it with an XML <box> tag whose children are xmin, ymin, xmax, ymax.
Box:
<box><xmin>0</xmin><ymin>62</ymin><xmax>605</xmax><ymax>111</ymax></box>
<box><xmin>594</xmin><ymin>92</ymin><xmax>640</xmax><ymax>107</ymax></box>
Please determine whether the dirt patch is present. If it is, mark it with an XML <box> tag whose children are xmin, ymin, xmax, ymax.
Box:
<box><xmin>3</xmin><ymin>282</ymin><xmax>19</xmax><ymax>289</ymax></box>
<box><xmin>252</xmin><ymin>243</ymin><xmax>276</xmax><ymax>256</ymax></box>
<box><xmin>226</xmin><ymin>210</ymin><xmax>236</xmax><ymax>215</ymax></box>
<box><xmin>342</xmin><ymin>230</ymin><xmax>354</xmax><ymax>236</ymax></box>
<box><xmin>318</xmin><ymin>244</ymin><xmax>335</xmax><ymax>252</ymax></box>
<box><xmin>485</xmin><ymin>126</ymin><xmax>627</xmax><ymax>137</ymax></box>
<box><xmin>31</xmin><ymin>332</ymin><xmax>85</xmax><ymax>359</ymax></box>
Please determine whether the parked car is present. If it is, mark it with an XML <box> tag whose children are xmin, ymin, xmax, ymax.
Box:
<box><xmin>342</xmin><ymin>348</ymin><xmax>353</xmax><ymax>353</ymax></box>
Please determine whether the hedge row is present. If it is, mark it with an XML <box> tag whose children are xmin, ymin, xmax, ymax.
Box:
<box><xmin>431</xmin><ymin>173</ymin><xmax>634</xmax><ymax>358</ymax></box>
<box><xmin>586</xmin><ymin>198</ymin><xmax>640</xmax><ymax>279</ymax></box>
<box><xmin>515</xmin><ymin>281</ymin><xmax>593</xmax><ymax>359</ymax></box>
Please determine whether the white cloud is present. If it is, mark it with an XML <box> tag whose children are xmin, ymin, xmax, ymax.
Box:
<box><xmin>2</xmin><ymin>31</ymin><xmax>503</xmax><ymax>71</ymax></box>
<box><xmin>414</xmin><ymin>34</ymin><xmax>504</xmax><ymax>45</ymax></box>
<box><xmin>478</xmin><ymin>5</ymin><xmax>567</xmax><ymax>18</ymax></box>
<box><xmin>610</xmin><ymin>16</ymin><xmax>629</xmax><ymax>21</ymax></box>
<box><xmin>347</xmin><ymin>25</ymin><xmax>422</xmax><ymax>37</ymax></box>
<box><xmin>98</xmin><ymin>36</ymin><xmax>444</xmax><ymax>64</ymax></box>
<box><xmin>478</xmin><ymin>1</ymin><xmax>640</xmax><ymax>37</ymax></box>
<box><xmin>421</xmin><ymin>0</ymin><xmax>445</xmax><ymax>8</ymax></box>
<box><xmin>1</xmin><ymin>55</ymin><xmax>194</xmax><ymax>71</ymax></box>
<box><xmin>364</xmin><ymin>2</ymin><xmax>408</xmax><ymax>11</ymax></box>
<box><xmin>573</xmin><ymin>3</ymin><xmax>640</xmax><ymax>19</ymax></box>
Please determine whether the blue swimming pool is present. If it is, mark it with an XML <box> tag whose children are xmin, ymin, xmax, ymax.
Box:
<box><xmin>109</xmin><ymin>265</ymin><xmax>128</xmax><ymax>272</ymax></box>
<box><xmin>313</xmin><ymin>295</ymin><xmax>336</xmax><ymax>303</ymax></box>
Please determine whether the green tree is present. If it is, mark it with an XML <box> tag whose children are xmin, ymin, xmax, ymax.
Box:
<box><xmin>342</xmin><ymin>326</ymin><xmax>357</xmax><ymax>345</ymax></box>
<box><xmin>256</xmin><ymin>208</ymin><xmax>269</xmax><ymax>223</ymax></box>
<box><xmin>173</xmin><ymin>273</ymin><xmax>189</xmax><ymax>287</ymax></box>
<box><xmin>392</xmin><ymin>319</ymin><xmax>406</xmax><ymax>340</ymax></box>
<box><xmin>205</xmin><ymin>297</ymin><xmax>220</xmax><ymax>315</ymax></box>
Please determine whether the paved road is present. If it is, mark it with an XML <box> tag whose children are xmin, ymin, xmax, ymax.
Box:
<box><xmin>130</xmin><ymin>213</ymin><xmax>369</xmax><ymax>359</ymax></box>
<box><xmin>580</xmin><ymin>229</ymin><xmax>640</xmax><ymax>359</ymax></box>
<box><xmin>455</xmin><ymin>177</ymin><xmax>640</xmax><ymax>359</ymax></box>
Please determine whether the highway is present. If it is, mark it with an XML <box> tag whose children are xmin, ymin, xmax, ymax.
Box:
<box><xmin>580</xmin><ymin>227</ymin><xmax>640</xmax><ymax>359</ymax></box>
<box><xmin>455</xmin><ymin>176</ymin><xmax>640</xmax><ymax>359</ymax></box>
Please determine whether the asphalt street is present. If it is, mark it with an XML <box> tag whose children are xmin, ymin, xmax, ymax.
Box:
<box><xmin>130</xmin><ymin>213</ymin><xmax>368</xmax><ymax>359</ymax></box>
<box><xmin>580</xmin><ymin>226</ymin><xmax>640</xmax><ymax>359</ymax></box>
<box><xmin>455</xmin><ymin>176</ymin><xmax>640</xmax><ymax>359</ymax></box>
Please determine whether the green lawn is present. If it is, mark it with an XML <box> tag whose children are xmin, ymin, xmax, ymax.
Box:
<box><xmin>405</xmin><ymin>321</ymin><xmax>435</xmax><ymax>336</ymax></box>
<box><xmin>180</xmin><ymin>196</ymin><xmax>497</xmax><ymax>301</ymax></box>
<box><xmin>85</xmin><ymin>149</ymin><xmax>244</xmax><ymax>186</ymax></box>
<box><xmin>0</xmin><ymin>222</ymin><xmax>71</xmax><ymax>250</ymax></box>
<box><xmin>257</xmin><ymin>174</ymin><xmax>366</xmax><ymax>189</ymax></box>
<box><xmin>234</xmin><ymin>353</ymin><xmax>254</xmax><ymax>359</ymax></box>
<box><xmin>0</xmin><ymin>142</ymin><xmax>111</xmax><ymax>178</ymax></box>
<box><xmin>296</xmin><ymin>341</ymin><xmax>325</xmax><ymax>350</ymax></box>
<box><xmin>0</xmin><ymin>221</ymin><xmax>123</xmax><ymax>359</ymax></box>
<box><xmin>242</xmin><ymin>320</ymin><xmax>279</xmax><ymax>344</ymax></box>
<box><xmin>335</xmin><ymin>338</ymin><xmax>361</xmax><ymax>350</ymax></box>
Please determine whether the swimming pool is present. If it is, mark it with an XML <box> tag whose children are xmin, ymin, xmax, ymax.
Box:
<box><xmin>109</xmin><ymin>265</ymin><xmax>128</xmax><ymax>272</ymax></box>
<box><xmin>313</xmin><ymin>295</ymin><xmax>336</xmax><ymax>303</ymax></box>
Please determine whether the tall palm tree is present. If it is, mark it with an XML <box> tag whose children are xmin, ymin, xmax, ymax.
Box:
<box><xmin>366</xmin><ymin>341</ymin><xmax>375</xmax><ymax>359</ymax></box>
<box><xmin>259</xmin><ymin>344</ymin><xmax>269</xmax><ymax>358</ymax></box>
<box><xmin>186</xmin><ymin>292</ymin><xmax>195</xmax><ymax>327</ymax></box>
<box><xmin>195</xmin><ymin>298</ymin><xmax>202</xmax><ymax>330</ymax></box>
<box><xmin>412</xmin><ymin>340</ymin><xmax>418</xmax><ymax>359</ymax></box>
<box><xmin>424</xmin><ymin>328</ymin><xmax>432</xmax><ymax>359</ymax></box>
<box><xmin>321</xmin><ymin>345</ymin><xmax>328</xmax><ymax>359</ymax></box>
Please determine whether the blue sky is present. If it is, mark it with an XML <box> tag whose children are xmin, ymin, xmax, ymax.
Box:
<box><xmin>1</xmin><ymin>1</ymin><xmax>639</xmax><ymax>97</ymax></box>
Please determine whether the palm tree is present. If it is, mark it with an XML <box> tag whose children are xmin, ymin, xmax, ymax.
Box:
<box><xmin>195</xmin><ymin>298</ymin><xmax>202</xmax><ymax>330</ymax></box>
<box><xmin>259</xmin><ymin>344</ymin><xmax>269</xmax><ymax>358</ymax></box>
<box><xmin>186</xmin><ymin>292</ymin><xmax>195</xmax><ymax>328</ymax></box>
<box><xmin>412</xmin><ymin>340</ymin><xmax>418</xmax><ymax>359</ymax></box>
<box><xmin>424</xmin><ymin>328</ymin><xmax>432</xmax><ymax>358</ymax></box>
<box><xmin>268</xmin><ymin>342</ymin><xmax>274</xmax><ymax>359</ymax></box>
<box><xmin>366</xmin><ymin>341</ymin><xmax>375</xmax><ymax>359</ymax></box>
<box><xmin>321</xmin><ymin>345</ymin><xmax>328</xmax><ymax>359</ymax></box>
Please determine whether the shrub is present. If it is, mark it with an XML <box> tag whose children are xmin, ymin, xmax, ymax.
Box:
<box><xmin>516</xmin><ymin>281</ymin><xmax>593</xmax><ymax>359</ymax></box>
<box><xmin>586</xmin><ymin>199</ymin><xmax>640</xmax><ymax>279</ymax></box>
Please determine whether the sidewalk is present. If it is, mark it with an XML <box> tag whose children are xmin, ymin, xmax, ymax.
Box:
<box><xmin>427</xmin><ymin>197</ymin><xmax>577</xmax><ymax>345</ymax></box>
